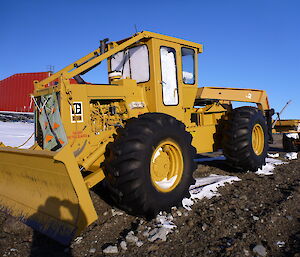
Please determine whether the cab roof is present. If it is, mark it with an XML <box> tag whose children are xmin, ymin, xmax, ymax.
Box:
<box><xmin>114</xmin><ymin>31</ymin><xmax>203</xmax><ymax>53</ymax></box>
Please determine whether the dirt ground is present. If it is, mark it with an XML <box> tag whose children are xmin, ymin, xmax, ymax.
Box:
<box><xmin>0</xmin><ymin>134</ymin><xmax>299</xmax><ymax>257</ymax></box>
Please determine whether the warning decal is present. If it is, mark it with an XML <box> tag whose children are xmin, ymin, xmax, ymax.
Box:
<box><xmin>70</xmin><ymin>102</ymin><xmax>84</xmax><ymax>123</ymax></box>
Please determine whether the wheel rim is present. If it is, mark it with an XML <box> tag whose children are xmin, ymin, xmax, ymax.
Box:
<box><xmin>252</xmin><ymin>124</ymin><xmax>264</xmax><ymax>155</ymax></box>
<box><xmin>150</xmin><ymin>140</ymin><xmax>184</xmax><ymax>193</ymax></box>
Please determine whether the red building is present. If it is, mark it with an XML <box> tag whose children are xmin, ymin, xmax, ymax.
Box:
<box><xmin>0</xmin><ymin>72</ymin><xmax>51</xmax><ymax>112</ymax></box>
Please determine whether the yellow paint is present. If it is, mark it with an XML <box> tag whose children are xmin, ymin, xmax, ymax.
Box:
<box><xmin>252</xmin><ymin>124</ymin><xmax>264</xmax><ymax>155</ymax></box>
<box><xmin>150</xmin><ymin>140</ymin><xmax>184</xmax><ymax>193</ymax></box>
<box><xmin>273</xmin><ymin>119</ymin><xmax>300</xmax><ymax>133</ymax></box>
<box><xmin>197</xmin><ymin>87</ymin><xmax>270</xmax><ymax>111</ymax></box>
<box><xmin>0</xmin><ymin>145</ymin><xmax>97</xmax><ymax>242</ymax></box>
<box><xmin>84</xmin><ymin>168</ymin><xmax>105</xmax><ymax>189</ymax></box>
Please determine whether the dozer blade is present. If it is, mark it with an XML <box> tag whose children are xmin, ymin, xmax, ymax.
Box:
<box><xmin>0</xmin><ymin>145</ymin><xmax>97</xmax><ymax>245</ymax></box>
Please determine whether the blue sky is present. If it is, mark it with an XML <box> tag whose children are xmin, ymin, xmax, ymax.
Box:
<box><xmin>1</xmin><ymin>0</ymin><xmax>299</xmax><ymax>118</ymax></box>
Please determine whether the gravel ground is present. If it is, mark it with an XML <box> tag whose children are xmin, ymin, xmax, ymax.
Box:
<box><xmin>0</xmin><ymin>134</ymin><xmax>299</xmax><ymax>257</ymax></box>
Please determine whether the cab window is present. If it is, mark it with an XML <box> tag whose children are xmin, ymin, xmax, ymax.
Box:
<box><xmin>110</xmin><ymin>45</ymin><xmax>150</xmax><ymax>83</ymax></box>
<box><xmin>181</xmin><ymin>47</ymin><xmax>195</xmax><ymax>84</ymax></box>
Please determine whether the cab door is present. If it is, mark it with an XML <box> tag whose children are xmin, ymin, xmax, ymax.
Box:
<box><xmin>160</xmin><ymin>46</ymin><xmax>179</xmax><ymax>106</ymax></box>
<box><xmin>154</xmin><ymin>41</ymin><xmax>184</xmax><ymax>121</ymax></box>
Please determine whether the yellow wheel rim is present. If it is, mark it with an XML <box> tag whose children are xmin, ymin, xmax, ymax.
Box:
<box><xmin>252</xmin><ymin>124</ymin><xmax>264</xmax><ymax>155</ymax></box>
<box><xmin>150</xmin><ymin>140</ymin><xmax>184</xmax><ymax>193</ymax></box>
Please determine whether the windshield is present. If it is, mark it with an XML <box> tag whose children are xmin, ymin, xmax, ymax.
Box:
<box><xmin>110</xmin><ymin>45</ymin><xmax>149</xmax><ymax>83</ymax></box>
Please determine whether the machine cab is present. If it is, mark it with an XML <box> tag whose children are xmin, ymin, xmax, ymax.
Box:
<box><xmin>107</xmin><ymin>31</ymin><xmax>203</xmax><ymax>120</ymax></box>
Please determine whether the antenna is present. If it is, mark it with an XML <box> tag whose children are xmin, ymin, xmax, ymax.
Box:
<box><xmin>272</xmin><ymin>100</ymin><xmax>292</xmax><ymax>128</ymax></box>
<box><xmin>134</xmin><ymin>24</ymin><xmax>138</xmax><ymax>34</ymax></box>
<box><xmin>47</xmin><ymin>65</ymin><xmax>54</xmax><ymax>73</ymax></box>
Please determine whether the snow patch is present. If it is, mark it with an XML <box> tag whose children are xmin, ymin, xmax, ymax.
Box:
<box><xmin>146</xmin><ymin>213</ymin><xmax>177</xmax><ymax>242</ymax></box>
<box><xmin>148</xmin><ymin>227</ymin><xmax>170</xmax><ymax>242</ymax></box>
<box><xmin>182</xmin><ymin>175</ymin><xmax>241</xmax><ymax>210</ymax></box>
<box><xmin>103</xmin><ymin>245</ymin><xmax>118</xmax><ymax>254</ymax></box>
<box><xmin>267</xmin><ymin>153</ymin><xmax>279</xmax><ymax>158</ymax></box>
<box><xmin>73</xmin><ymin>237</ymin><xmax>83</xmax><ymax>244</ymax></box>
<box><xmin>276</xmin><ymin>241</ymin><xmax>285</xmax><ymax>248</ymax></box>
<box><xmin>286</xmin><ymin>133</ymin><xmax>299</xmax><ymax>139</ymax></box>
<box><xmin>155</xmin><ymin>214</ymin><xmax>176</xmax><ymax>230</ymax></box>
<box><xmin>255</xmin><ymin>163</ymin><xmax>275</xmax><ymax>176</ymax></box>
<box><xmin>255</xmin><ymin>158</ymin><xmax>288</xmax><ymax>176</ymax></box>
<box><xmin>285</xmin><ymin>152</ymin><xmax>298</xmax><ymax>160</ymax></box>
<box><xmin>125</xmin><ymin>231</ymin><xmax>138</xmax><ymax>243</ymax></box>
<box><xmin>0</xmin><ymin>121</ymin><xmax>34</xmax><ymax>149</ymax></box>
<box><xmin>120</xmin><ymin>241</ymin><xmax>127</xmax><ymax>251</ymax></box>
<box><xmin>265</xmin><ymin>157</ymin><xmax>287</xmax><ymax>165</ymax></box>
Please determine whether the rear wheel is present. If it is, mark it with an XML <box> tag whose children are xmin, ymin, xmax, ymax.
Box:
<box><xmin>104</xmin><ymin>113</ymin><xmax>196</xmax><ymax>217</ymax></box>
<box><xmin>282</xmin><ymin>133</ymin><xmax>298</xmax><ymax>152</ymax></box>
<box><xmin>222</xmin><ymin>107</ymin><xmax>268</xmax><ymax>171</ymax></box>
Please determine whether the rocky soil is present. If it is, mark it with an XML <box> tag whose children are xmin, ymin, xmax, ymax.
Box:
<box><xmin>0</xmin><ymin>134</ymin><xmax>299</xmax><ymax>257</ymax></box>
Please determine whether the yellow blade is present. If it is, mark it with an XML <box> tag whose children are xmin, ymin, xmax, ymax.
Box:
<box><xmin>0</xmin><ymin>145</ymin><xmax>97</xmax><ymax>245</ymax></box>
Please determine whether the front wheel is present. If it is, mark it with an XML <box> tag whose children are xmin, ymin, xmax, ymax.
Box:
<box><xmin>104</xmin><ymin>113</ymin><xmax>196</xmax><ymax>217</ymax></box>
<box><xmin>222</xmin><ymin>107</ymin><xmax>268</xmax><ymax>171</ymax></box>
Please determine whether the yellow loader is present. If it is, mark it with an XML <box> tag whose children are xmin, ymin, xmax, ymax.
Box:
<box><xmin>273</xmin><ymin>119</ymin><xmax>300</xmax><ymax>152</ymax></box>
<box><xmin>0</xmin><ymin>31</ymin><xmax>275</xmax><ymax>245</ymax></box>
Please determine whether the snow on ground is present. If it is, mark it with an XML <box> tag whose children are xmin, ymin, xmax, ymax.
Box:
<box><xmin>0</xmin><ymin>121</ymin><xmax>34</xmax><ymax>148</ymax></box>
<box><xmin>153</xmin><ymin>152</ymin><xmax>296</xmax><ymax>242</ymax></box>
<box><xmin>286</xmin><ymin>133</ymin><xmax>299</xmax><ymax>139</ymax></box>
<box><xmin>267</xmin><ymin>153</ymin><xmax>279</xmax><ymax>158</ymax></box>
<box><xmin>255</xmin><ymin>163</ymin><xmax>276</xmax><ymax>176</ymax></box>
<box><xmin>265</xmin><ymin>157</ymin><xmax>288</xmax><ymax>165</ymax></box>
<box><xmin>185</xmin><ymin>153</ymin><xmax>295</xmax><ymax>211</ymax></box>
<box><xmin>182</xmin><ymin>175</ymin><xmax>241</xmax><ymax>211</ymax></box>
<box><xmin>255</xmin><ymin>157</ymin><xmax>288</xmax><ymax>176</ymax></box>
<box><xmin>285</xmin><ymin>152</ymin><xmax>298</xmax><ymax>160</ymax></box>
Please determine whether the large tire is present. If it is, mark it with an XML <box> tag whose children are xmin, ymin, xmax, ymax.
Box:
<box><xmin>222</xmin><ymin>107</ymin><xmax>268</xmax><ymax>171</ymax></box>
<box><xmin>282</xmin><ymin>133</ymin><xmax>298</xmax><ymax>152</ymax></box>
<box><xmin>104</xmin><ymin>113</ymin><xmax>196</xmax><ymax>217</ymax></box>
